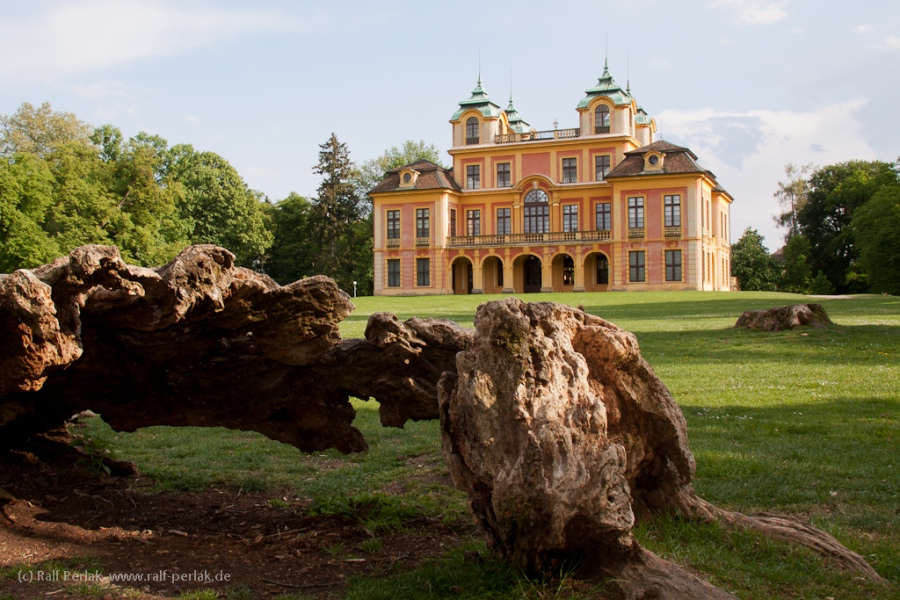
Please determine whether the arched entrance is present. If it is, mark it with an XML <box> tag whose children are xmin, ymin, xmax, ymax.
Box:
<box><xmin>523</xmin><ymin>255</ymin><xmax>542</xmax><ymax>293</ymax></box>
<box><xmin>551</xmin><ymin>253</ymin><xmax>576</xmax><ymax>292</ymax></box>
<box><xmin>451</xmin><ymin>257</ymin><xmax>473</xmax><ymax>295</ymax></box>
<box><xmin>482</xmin><ymin>256</ymin><xmax>504</xmax><ymax>294</ymax></box>
<box><xmin>583</xmin><ymin>252</ymin><xmax>610</xmax><ymax>292</ymax></box>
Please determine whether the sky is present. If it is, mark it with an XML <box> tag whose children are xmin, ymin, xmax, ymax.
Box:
<box><xmin>2</xmin><ymin>0</ymin><xmax>898</xmax><ymax>251</ymax></box>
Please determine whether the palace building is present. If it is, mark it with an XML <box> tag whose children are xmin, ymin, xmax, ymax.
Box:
<box><xmin>369</xmin><ymin>62</ymin><xmax>733</xmax><ymax>295</ymax></box>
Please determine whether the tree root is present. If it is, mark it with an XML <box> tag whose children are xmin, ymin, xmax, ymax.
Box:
<box><xmin>581</xmin><ymin>546</ymin><xmax>738</xmax><ymax>599</ymax></box>
<box><xmin>674</xmin><ymin>493</ymin><xmax>885</xmax><ymax>582</ymax></box>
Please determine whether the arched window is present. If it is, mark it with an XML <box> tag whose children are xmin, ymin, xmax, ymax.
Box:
<box><xmin>466</xmin><ymin>117</ymin><xmax>480</xmax><ymax>145</ymax></box>
<box><xmin>523</xmin><ymin>189</ymin><xmax>549</xmax><ymax>234</ymax></box>
<box><xmin>594</xmin><ymin>105</ymin><xmax>610</xmax><ymax>134</ymax></box>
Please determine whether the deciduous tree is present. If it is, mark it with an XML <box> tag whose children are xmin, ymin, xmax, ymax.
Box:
<box><xmin>168</xmin><ymin>145</ymin><xmax>273</xmax><ymax>267</ymax></box>
<box><xmin>851</xmin><ymin>184</ymin><xmax>900</xmax><ymax>295</ymax></box>
<box><xmin>797</xmin><ymin>160</ymin><xmax>898</xmax><ymax>293</ymax></box>
<box><xmin>731</xmin><ymin>228</ymin><xmax>778</xmax><ymax>291</ymax></box>
<box><xmin>773</xmin><ymin>162</ymin><xmax>812</xmax><ymax>239</ymax></box>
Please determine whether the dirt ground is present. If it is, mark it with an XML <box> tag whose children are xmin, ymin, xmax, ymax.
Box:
<box><xmin>0</xmin><ymin>449</ymin><xmax>471</xmax><ymax>599</ymax></box>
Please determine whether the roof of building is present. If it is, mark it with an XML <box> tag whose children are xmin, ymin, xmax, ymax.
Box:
<box><xmin>369</xmin><ymin>159</ymin><xmax>460</xmax><ymax>194</ymax></box>
<box><xmin>605</xmin><ymin>140</ymin><xmax>729</xmax><ymax>196</ymax></box>
<box><xmin>577</xmin><ymin>60</ymin><xmax>633</xmax><ymax>109</ymax></box>
<box><xmin>635</xmin><ymin>106</ymin><xmax>652</xmax><ymax>126</ymax></box>
<box><xmin>451</xmin><ymin>76</ymin><xmax>502</xmax><ymax>121</ymax></box>
<box><xmin>504</xmin><ymin>95</ymin><xmax>531</xmax><ymax>134</ymax></box>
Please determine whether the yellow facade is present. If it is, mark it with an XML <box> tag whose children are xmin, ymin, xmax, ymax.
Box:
<box><xmin>371</xmin><ymin>65</ymin><xmax>732</xmax><ymax>296</ymax></box>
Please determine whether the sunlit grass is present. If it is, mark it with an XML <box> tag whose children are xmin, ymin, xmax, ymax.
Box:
<box><xmin>86</xmin><ymin>291</ymin><xmax>898</xmax><ymax>598</ymax></box>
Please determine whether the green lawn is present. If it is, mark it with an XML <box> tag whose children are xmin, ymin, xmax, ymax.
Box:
<box><xmin>89</xmin><ymin>291</ymin><xmax>898</xmax><ymax>599</ymax></box>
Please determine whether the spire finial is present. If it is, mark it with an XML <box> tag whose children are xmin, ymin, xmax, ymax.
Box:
<box><xmin>626</xmin><ymin>54</ymin><xmax>631</xmax><ymax>94</ymax></box>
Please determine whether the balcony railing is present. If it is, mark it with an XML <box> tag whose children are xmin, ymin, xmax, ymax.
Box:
<box><xmin>494</xmin><ymin>128</ymin><xmax>581</xmax><ymax>145</ymax></box>
<box><xmin>448</xmin><ymin>230</ymin><xmax>611</xmax><ymax>247</ymax></box>
<box><xmin>415</xmin><ymin>236</ymin><xmax>430</xmax><ymax>247</ymax></box>
<box><xmin>664</xmin><ymin>226</ymin><xmax>682</xmax><ymax>238</ymax></box>
<box><xmin>386</xmin><ymin>238</ymin><xmax>400</xmax><ymax>248</ymax></box>
<box><xmin>594</xmin><ymin>125</ymin><xmax>611</xmax><ymax>134</ymax></box>
<box><xmin>628</xmin><ymin>227</ymin><xmax>645</xmax><ymax>239</ymax></box>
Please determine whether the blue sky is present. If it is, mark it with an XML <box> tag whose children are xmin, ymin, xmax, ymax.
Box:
<box><xmin>2</xmin><ymin>0</ymin><xmax>898</xmax><ymax>250</ymax></box>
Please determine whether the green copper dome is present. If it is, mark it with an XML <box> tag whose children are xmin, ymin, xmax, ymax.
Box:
<box><xmin>451</xmin><ymin>76</ymin><xmax>502</xmax><ymax>120</ymax></box>
<box><xmin>576</xmin><ymin>59</ymin><xmax>632</xmax><ymax>109</ymax></box>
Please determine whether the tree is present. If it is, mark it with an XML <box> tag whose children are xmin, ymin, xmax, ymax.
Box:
<box><xmin>263</xmin><ymin>193</ymin><xmax>317</xmax><ymax>285</ymax></box>
<box><xmin>851</xmin><ymin>184</ymin><xmax>900</xmax><ymax>295</ymax></box>
<box><xmin>778</xmin><ymin>233</ymin><xmax>812</xmax><ymax>293</ymax></box>
<box><xmin>355</xmin><ymin>139</ymin><xmax>444</xmax><ymax>204</ymax></box>
<box><xmin>309</xmin><ymin>134</ymin><xmax>368</xmax><ymax>292</ymax></box>
<box><xmin>731</xmin><ymin>227</ymin><xmax>778</xmax><ymax>291</ymax></box>
<box><xmin>0</xmin><ymin>102</ymin><xmax>93</xmax><ymax>158</ymax></box>
<box><xmin>168</xmin><ymin>145</ymin><xmax>273</xmax><ymax>267</ymax></box>
<box><xmin>797</xmin><ymin>160</ymin><xmax>899</xmax><ymax>293</ymax></box>
<box><xmin>0</xmin><ymin>153</ymin><xmax>60</xmax><ymax>271</ymax></box>
<box><xmin>773</xmin><ymin>163</ymin><xmax>812</xmax><ymax>239</ymax></box>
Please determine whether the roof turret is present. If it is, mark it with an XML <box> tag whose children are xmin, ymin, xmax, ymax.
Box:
<box><xmin>577</xmin><ymin>59</ymin><xmax>633</xmax><ymax>109</ymax></box>
<box><xmin>451</xmin><ymin>75</ymin><xmax>502</xmax><ymax>120</ymax></box>
<box><xmin>504</xmin><ymin>94</ymin><xmax>531</xmax><ymax>134</ymax></box>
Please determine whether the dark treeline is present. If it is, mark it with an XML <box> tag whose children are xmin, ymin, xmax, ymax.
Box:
<box><xmin>732</xmin><ymin>159</ymin><xmax>900</xmax><ymax>295</ymax></box>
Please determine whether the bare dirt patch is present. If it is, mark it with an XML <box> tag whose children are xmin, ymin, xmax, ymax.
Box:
<box><xmin>0</xmin><ymin>453</ymin><xmax>471</xmax><ymax>599</ymax></box>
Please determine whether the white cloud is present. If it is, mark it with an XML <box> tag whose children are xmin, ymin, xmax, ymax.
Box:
<box><xmin>881</xmin><ymin>35</ymin><xmax>900</xmax><ymax>49</ymax></box>
<box><xmin>184</xmin><ymin>115</ymin><xmax>201</xmax><ymax>125</ymax></box>
<box><xmin>658</xmin><ymin>100</ymin><xmax>876</xmax><ymax>250</ymax></box>
<box><xmin>852</xmin><ymin>24</ymin><xmax>874</xmax><ymax>34</ymax></box>
<box><xmin>708</xmin><ymin>0</ymin><xmax>789</xmax><ymax>25</ymax></box>
<box><xmin>0</xmin><ymin>0</ymin><xmax>299</xmax><ymax>80</ymax></box>
<box><xmin>789</xmin><ymin>27</ymin><xmax>804</xmax><ymax>35</ymax></box>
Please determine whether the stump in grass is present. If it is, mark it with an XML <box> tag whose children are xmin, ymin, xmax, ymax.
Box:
<box><xmin>735</xmin><ymin>303</ymin><xmax>834</xmax><ymax>331</ymax></box>
<box><xmin>438</xmin><ymin>298</ymin><xmax>882</xmax><ymax>597</ymax></box>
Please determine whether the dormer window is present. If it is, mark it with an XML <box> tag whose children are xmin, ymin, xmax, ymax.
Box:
<box><xmin>643</xmin><ymin>152</ymin><xmax>664</xmax><ymax>171</ymax></box>
<box><xmin>466</xmin><ymin>117</ymin><xmax>480</xmax><ymax>145</ymax></box>
<box><xmin>398</xmin><ymin>168</ymin><xmax>419</xmax><ymax>189</ymax></box>
<box><xmin>594</xmin><ymin>105</ymin><xmax>610</xmax><ymax>134</ymax></box>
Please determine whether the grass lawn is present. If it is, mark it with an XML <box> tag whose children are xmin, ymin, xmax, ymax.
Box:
<box><xmin>88</xmin><ymin>291</ymin><xmax>898</xmax><ymax>599</ymax></box>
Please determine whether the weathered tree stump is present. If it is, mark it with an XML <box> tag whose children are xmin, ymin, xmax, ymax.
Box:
<box><xmin>735</xmin><ymin>303</ymin><xmax>834</xmax><ymax>331</ymax></box>
<box><xmin>438</xmin><ymin>298</ymin><xmax>881</xmax><ymax>597</ymax></box>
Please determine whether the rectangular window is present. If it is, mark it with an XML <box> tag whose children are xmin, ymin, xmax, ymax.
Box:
<box><xmin>595</xmin><ymin>203</ymin><xmax>611</xmax><ymax>231</ymax></box>
<box><xmin>416</xmin><ymin>258</ymin><xmax>430</xmax><ymax>287</ymax></box>
<box><xmin>449</xmin><ymin>209</ymin><xmax>457</xmax><ymax>236</ymax></box>
<box><xmin>467</xmin><ymin>209</ymin><xmax>481</xmax><ymax>236</ymax></box>
<box><xmin>595</xmin><ymin>155</ymin><xmax>611</xmax><ymax>181</ymax></box>
<box><xmin>664</xmin><ymin>195</ymin><xmax>681</xmax><ymax>227</ymax></box>
<box><xmin>628</xmin><ymin>197</ymin><xmax>644</xmax><ymax>228</ymax></box>
<box><xmin>387</xmin><ymin>259</ymin><xmax>400</xmax><ymax>287</ymax></box>
<box><xmin>666</xmin><ymin>250</ymin><xmax>682</xmax><ymax>281</ymax></box>
<box><xmin>386</xmin><ymin>210</ymin><xmax>400</xmax><ymax>239</ymax></box>
<box><xmin>629</xmin><ymin>251</ymin><xmax>645</xmax><ymax>282</ymax></box>
<box><xmin>466</xmin><ymin>165</ymin><xmax>480</xmax><ymax>189</ymax></box>
<box><xmin>416</xmin><ymin>208</ymin><xmax>430</xmax><ymax>238</ymax></box>
<box><xmin>562</xmin><ymin>158</ymin><xmax>577</xmax><ymax>183</ymax></box>
<box><xmin>496</xmin><ymin>207</ymin><xmax>511</xmax><ymax>235</ymax></box>
<box><xmin>496</xmin><ymin>163</ymin><xmax>511</xmax><ymax>187</ymax></box>
<box><xmin>563</xmin><ymin>205</ymin><xmax>579</xmax><ymax>232</ymax></box>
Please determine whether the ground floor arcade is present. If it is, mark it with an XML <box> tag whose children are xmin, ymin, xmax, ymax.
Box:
<box><xmin>374</xmin><ymin>240</ymin><xmax>730</xmax><ymax>295</ymax></box>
